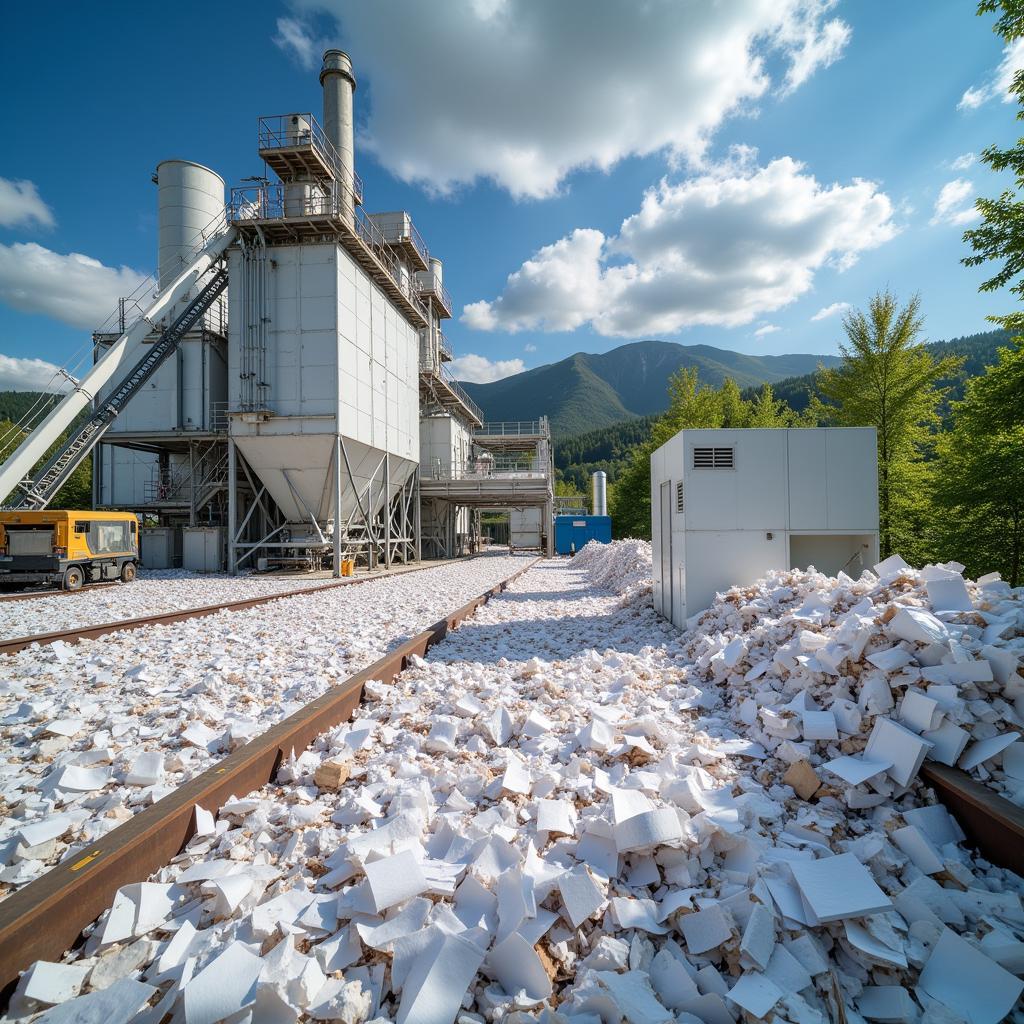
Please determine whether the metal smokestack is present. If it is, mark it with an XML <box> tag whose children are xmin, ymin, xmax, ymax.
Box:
<box><xmin>320</xmin><ymin>49</ymin><xmax>356</xmax><ymax>213</ymax></box>
<box><xmin>592</xmin><ymin>471</ymin><xmax>608</xmax><ymax>517</ymax></box>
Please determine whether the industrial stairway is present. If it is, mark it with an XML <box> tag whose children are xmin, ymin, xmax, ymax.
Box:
<box><xmin>13</xmin><ymin>269</ymin><xmax>229</xmax><ymax>509</ymax></box>
<box><xmin>0</xmin><ymin>225</ymin><xmax>237</xmax><ymax>509</ymax></box>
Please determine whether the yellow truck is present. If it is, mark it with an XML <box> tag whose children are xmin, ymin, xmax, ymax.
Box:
<box><xmin>0</xmin><ymin>510</ymin><xmax>139</xmax><ymax>591</ymax></box>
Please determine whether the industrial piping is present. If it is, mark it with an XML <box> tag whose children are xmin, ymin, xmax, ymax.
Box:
<box><xmin>320</xmin><ymin>49</ymin><xmax>356</xmax><ymax>216</ymax></box>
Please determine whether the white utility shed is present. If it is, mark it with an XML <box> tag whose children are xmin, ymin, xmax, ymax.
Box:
<box><xmin>651</xmin><ymin>427</ymin><xmax>879</xmax><ymax>628</ymax></box>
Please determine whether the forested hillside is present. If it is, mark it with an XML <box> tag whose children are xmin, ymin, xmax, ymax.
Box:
<box><xmin>739</xmin><ymin>330</ymin><xmax>1010</xmax><ymax>413</ymax></box>
<box><xmin>462</xmin><ymin>340</ymin><xmax>839</xmax><ymax>436</ymax></box>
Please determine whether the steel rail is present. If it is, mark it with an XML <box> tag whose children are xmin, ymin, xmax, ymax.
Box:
<box><xmin>0</xmin><ymin>561</ymin><xmax>458</xmax><ymax>655</ymax></box>
<box><xmin>0</xmin><ymin>557</ymin><xmax>539</xmax><ymax>1001</ymax></box>
<box><xmin>0</xmin><ymin>582</ymin><xmax>122</xmax><ymax>603</ymax></box>
<box><xmin>921</xmin><ymin>763</ymin><xmax>1024</xmax><ymax>876</ymax></box>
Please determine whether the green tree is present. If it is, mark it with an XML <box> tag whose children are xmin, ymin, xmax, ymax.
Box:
<box><xmin>933</xmin><ymin>348</ymin><xmax>1024</xmax><ymax>584</ymax></box>
<box><xmin>748</xmin><ymin>383</ymin><xmax>792</xmax><ymax>427</ymax></box>
<box><xmin>816</xmin><ymin>292</ymin><xmax>961</xmax><ymax>560</ymax></box>
<box><xmin>0</xmin><ymin>419</ymin><xmax>92</xmax><ymax>509</ymax></box>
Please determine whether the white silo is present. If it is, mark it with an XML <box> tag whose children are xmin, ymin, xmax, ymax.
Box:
<box><xmin>225</xmin><ymin>48</ymin><xmax>422</xmax><ymax>571</ymax></box>
<box><xmin>156</xmin><ymin>160</ymin><xmax>225</xmax><ymax>289</ymax></box>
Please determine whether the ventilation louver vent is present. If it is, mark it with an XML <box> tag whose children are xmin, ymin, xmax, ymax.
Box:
<box><xmin>676</xmin><ymin>481</ymin><xmax>684</xmax><ymax>513</ymax></box>
<box><xmin>692</xmin><ymin>446</ymin><xmax>734</xmax><ymax>469</ymax></box>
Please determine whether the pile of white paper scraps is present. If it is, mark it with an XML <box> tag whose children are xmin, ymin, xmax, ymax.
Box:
<box><xmin>0</xmin><ymin>570</ymin><xmax>339</xmax><ymax>643</ymax></box>
<box><xmin>6</xmin><ymin>547</ymin><xmax>1023</xmax><ymax>1024</ymax></box>
<box><xmin>684</xmin><ymin>553</ymin><xmax>1024</xmax><ymax>807</ymax></box>
<box><xmin>572</xmin><ymin>539</ymin><xmax>653</xmax><ymax>604</ymax></box>
<box><xmin>0</xmin><ymin>555</ymin><xmax>528</xmax><ymax>899</ymax></box>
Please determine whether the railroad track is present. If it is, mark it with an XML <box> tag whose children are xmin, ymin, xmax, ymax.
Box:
<box><xmin>0</xmin><ymin>557</ymin><xmax>539</xmax><ymax>1000</ymax></box>
<box><xmin>0</xmin><ymin>556</ymin><xmax>1020</xmax><ymax>1005</ymax></box>
<box><xmin>0</xmin><ymin>561</ymin><xmax>455</xmax><ymax>655</ymax></box>
<box><xmin>0</xmin><ymin>582</ymin><xmax>122</xmax><ymax>603</ymax></box>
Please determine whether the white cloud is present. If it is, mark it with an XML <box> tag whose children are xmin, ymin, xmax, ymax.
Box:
<box><xmin>463</xmin><ymin>154</ymin><xmax>897</xmax><ymax>338</ymax></box>
<box><xmin>0</xmin><ymin>178</ymin><xmax>54</xmax><ymax>230</ymax></box>
<box><xmin>930</xmin><ymin>179</ymin><xmax>979</xmax><ymax>227</ymax></box>
<box><xmin>0</xmin><ymin>354</ymin><xmax>71</xmax><ymax>393</ymax></box>
<box><xmin>811</xmin><ymin>301</ymin><xmax>850</xmax><ymax>321</ymax></box>
<box><xmin>0</xmin><ymin>243</ymin><xmax>150</xmax><ymax>329</ymax></box>
<box><xmin>958</xmin><ymin>37</ymin><xmax>1024</xmax><ymax>110</ymax></box>
<box><xmin>273</xmin><ymin>16</ymin><xmax>321</xmax><ymax>69</ymax></box>
<box><xmin>449</xmin><ymin>353</ymin><xmax>526</xmax><ymax>383</ymax></box>
<box><xmin>754</xmin><ymin>324</ymin><xmax>780</xmax><ymax>337</ymax></box>
<box><xmin>524</xmin><ymin>343</ymin><xmax>537</xmax><ymax>352</ymax></box>
<box><xmin>950</xmin><ymin>152</ymin><xmax>976</xmax><ymax>171</ymax></box>
<box><xmin>301</xmin><ymin>0</ymin><xmax>850</xmax><ymax>198</ymax></box>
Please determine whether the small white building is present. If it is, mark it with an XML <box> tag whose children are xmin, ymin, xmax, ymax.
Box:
<box><xmin>651</xmin><ymin>427</ymin><xmax>879</xmax><ymax>628</ymax></box>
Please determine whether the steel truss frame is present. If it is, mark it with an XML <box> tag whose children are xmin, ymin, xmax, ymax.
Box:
<box><xmin>227</xmin><ymin>434</ymin><xmax>420</xmax><ymax>576</ymax></box>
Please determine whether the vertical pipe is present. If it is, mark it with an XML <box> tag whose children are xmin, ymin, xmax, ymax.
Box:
<box><xmin>384</xmin><ymin>458</ymin><xmax>392</xmax><ymax>569</ymax></box>
<box><xmin>414</xmin><ymin>473</ymin><xmax>422</xmax><ymax>562</ymax></box>
<box><xmin>227</xmin><ymin>437</ymin><xmax>237</xmax><ymax>574</ymax></box>
<box><xmin>320</xmin><ymin>50</ymin><xmax>356</xmax><ymax>221</ymax></box>
<box><xmin>333</xmin><ymin>435</ymin><xmax>343</xmax><ymax>578</ymax></box>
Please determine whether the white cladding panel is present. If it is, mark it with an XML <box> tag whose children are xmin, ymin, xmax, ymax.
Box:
<box><xmin>510</xmin><ymin>507</ymin><xmax>543</xmax><ymax>549</ymax></box>
<box><xmin>227</xmin><ymin>241</ymin><xmax>419</xmax><ymax>522</ymax></box>
<box><xmin>419</xmin><ymin>415</ymin><xmax>471</xmax><ymax>477</ymax></box>
<box><xmin>684</xmin><ymin>429</ymin><xmax>787</xmax><ymax>530</ymax></box>
<box><xmin>652</xmin><ymin>427</ymin><xmax>878</xmax><ymax>626</ymax></box>
<box><xmin>106</xmin><ymin>338</ymin><xmax>227</xmax><ymax>434</ymax></box>
<box><xmin>97</xmin><ymin>446</ymin><xmax>157</xmax><ymax>508</ymax></box>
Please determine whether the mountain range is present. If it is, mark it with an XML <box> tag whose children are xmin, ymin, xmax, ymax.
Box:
<box><xmin>461</xmin><ymin>340</ymin><xmax>842</xmax><ymax>436</ymax></box>
<box><xmin>461</xmin><ymin>332</ymin><xmax>1010</xmax><ymax>437</ymax></box>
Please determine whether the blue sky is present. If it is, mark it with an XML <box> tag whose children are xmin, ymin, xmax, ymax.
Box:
<box><xmin>0</xmin><ymin>1</ymin><xmax>1019</xmax><ymax>387</ymax></box>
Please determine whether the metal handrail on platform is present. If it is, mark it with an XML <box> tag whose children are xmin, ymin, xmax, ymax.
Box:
<box><xmin>229</xmin><ymin>184</ymin><xmax>428</xmax><ymax>322</ymax></box>
<box><xmin>257</xmin><ymin>113</ymin><xmax>364</xmax><ymax>202</ymax></box>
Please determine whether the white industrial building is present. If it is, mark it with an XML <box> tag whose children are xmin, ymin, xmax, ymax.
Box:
<box><xmin>0</xmin><ymin>46</ymin><xmax>554</xmax><ymax>568</ymax></box>
<box><xmin>651</xmin><ymin>427</ymin><xmax>879</xmax><ymax>628</ymax></box>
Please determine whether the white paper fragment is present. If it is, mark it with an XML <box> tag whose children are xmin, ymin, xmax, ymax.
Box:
<box><xmin>918</xmin><ymin>928</ymin><xmax>1024</xmax><ymax>1024</ymax></box>
<box><xmin>789</xmin><ymin>853</ymin><xmax>892</xmax><ymax>922</ymax></box>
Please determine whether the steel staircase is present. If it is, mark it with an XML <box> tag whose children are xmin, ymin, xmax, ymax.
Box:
<box><xmin>13</xmin><ymin>268</ymin><xmax>229</xmax><ymax>509</ymax></box>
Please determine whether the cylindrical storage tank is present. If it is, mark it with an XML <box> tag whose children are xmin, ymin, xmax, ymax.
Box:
<box><xmin>592</xmin><ymin>471</ymin><xmax>607</xmax><ymax>517</ymax></box>
<box><xmin>429</xmin><ymin>257</ymin><xmax>443</xmax><ymax>288</ymax></box>
<box><xmin>156</xmin><ymin>160</ymin><xmax>225</xmax><ymax>290</ymax></box>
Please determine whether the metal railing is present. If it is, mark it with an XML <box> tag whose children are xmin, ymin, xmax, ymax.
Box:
<box><xmin>439</xmin><ymin>364</ymin><xmax>484</xmax><ymax>423</ymax></box>
<box><xmin>257</xmin><ymin>113</ymin><xmax>363</xmax><ymax>202</ymax></box>
<box><xmin>437</xmin><ymin>332</ymin><xmax>452</xmax><ymax>361</ymax></box>
<box><xmin>418</xmin><ymin>274</ymin><xmax>453</xmax><ymax>315</ymax></box>
<box><xmin>475</xmin><ymin>420</ymin><xmax>544</xmax><ymax>437</ymax></box>
<box><xmin>427</xmin><ymin>455</ymin><xmax>547</xmax><ymax>481</ymax></box>
<box><xmin>369</xmin><ymin>212</ymin><xmax>430</xmax><ymax>269</ymax></box>
<box><xmin>229</xmin><ymin>183</ymin><xmax>429</xmax><ymax>322</ymax></box>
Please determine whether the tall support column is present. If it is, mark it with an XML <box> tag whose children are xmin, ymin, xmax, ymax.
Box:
<box><xmin>545</xmin><ymin>499</ymin><xmax>554</xmax><ymax>558</ymax></box>
<box><xmin>414</xmin><ymin>473</ymin><xmax>422</xmax><ymax>562</ymax></box>
<box><xmin>384</xmin><ymin>457</ymin><xmax>392</xmax><ymax>569</ymax></box>
<box><xmin>227</xmin><ymin>437</ymin><xmax>238</xmax><ymax>575</ymax></box>
<box><xmin>188</xmin><ymin>442</ymin><xmax>197</xmax><ymax>528</ymax></box>
<box><xmin>333</xmin><ymin>434</ymin><xmax>343</xmax><ymax>578</ymax></box>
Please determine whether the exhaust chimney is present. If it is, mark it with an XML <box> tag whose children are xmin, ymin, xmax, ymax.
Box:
<box><xmin>320</xmin><ymin>49</ymin><xmax>356</xmax><ymax>212</ymax></box>
<box><xmin>592</xmin><ymin>471</ymin><xmax>607</xmax><ymax>517</ymax></box>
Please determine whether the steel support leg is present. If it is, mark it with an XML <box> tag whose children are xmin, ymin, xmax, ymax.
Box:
<box><xmin>334</xmin><ymin>434</ymin><xmax>342</xmax><ymax>578</ymax></box>
<box><xmin>227</xmin><ymin>437</ymin><xmax>238</xmax><ymax>575</ymax></box>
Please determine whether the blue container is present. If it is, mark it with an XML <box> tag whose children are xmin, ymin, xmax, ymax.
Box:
<box><xmin>555</xmin><ymin>515</ymin><xmax>612</xmax><ymax>555</ymax></box>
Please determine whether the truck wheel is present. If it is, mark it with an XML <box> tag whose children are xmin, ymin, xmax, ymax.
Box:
<box><xmin>120</xmin><ymin>562</ymin><xmax>137</xmax><ymax>583</ymax></box>
<box><xmin>63</xmin><ymin>566</ymin><xmax>85</xmax><ymax>591</ymax></box>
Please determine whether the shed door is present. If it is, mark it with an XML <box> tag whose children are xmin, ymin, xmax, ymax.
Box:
<box><xmin>659</xmin><ymin>481</ymin><xmax>673</xmax><ymax>621</ymax></box>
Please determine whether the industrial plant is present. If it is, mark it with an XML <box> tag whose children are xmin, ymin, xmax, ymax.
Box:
<box><xmin>0</xmin><ymin>49</ymin><xmax>561</xmax><ymax>573</ymax></box>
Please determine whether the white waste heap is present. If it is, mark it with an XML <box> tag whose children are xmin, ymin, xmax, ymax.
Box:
<box><xmin>5</xmin><ymin>544</ymin><xmax>1024</xmax><ymax>1024</ymax></box>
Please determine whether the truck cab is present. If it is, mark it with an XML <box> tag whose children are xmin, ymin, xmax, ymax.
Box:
<box><xmin>0</xmin><ymin>510</ymin><xmax>139</xmax><ymax>591</ymax></box>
